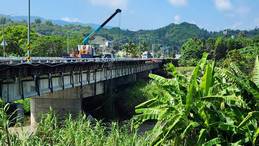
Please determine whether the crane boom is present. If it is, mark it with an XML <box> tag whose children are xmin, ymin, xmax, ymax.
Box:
<box><xmin>82</xmin><ymin>9</ymin><xmax>122</xmax><ymax>45</ymax></box>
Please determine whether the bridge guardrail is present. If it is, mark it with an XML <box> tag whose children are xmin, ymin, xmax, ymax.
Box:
<box><xmin>0</xmin><ymin>57</ymin><xmax>165</xmax><ymax>65</ymax></box>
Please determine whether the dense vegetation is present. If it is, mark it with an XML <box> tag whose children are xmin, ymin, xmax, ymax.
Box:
<box><xmin>179</xmin><ymin>35</ymin><xmax>259</xmax><ymax>73</ymax></box>
<box><xmin>134</xmin><ymin>54</ymin><xmax>259</xmax><ymax>145</ymax></box>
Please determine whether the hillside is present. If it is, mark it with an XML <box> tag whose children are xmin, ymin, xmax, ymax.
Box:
<box><xmin>1</xmin><ymin>15</ymin><xmax>259</xmax><ymax>53</ymax></box>
<box><xmin>91</xmin><ymin>22</ymin><xmax>211</xmax><ymax>50</ymax></box>
<box><xmin>95</xmin><ymin>22</ymin><xmax>259</xmax><ymax>51</ymax></box>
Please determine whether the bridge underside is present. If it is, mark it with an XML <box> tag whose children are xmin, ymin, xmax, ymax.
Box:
<box><xmin>30</xmin><ymin>73</ymin><xmax>140</xmax><ymax>126</ymax></box>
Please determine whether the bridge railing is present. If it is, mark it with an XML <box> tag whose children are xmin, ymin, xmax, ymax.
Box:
<box><xmin>0</xmin><ymin>57</ymin><xmax>164</xmax><ymax>65</ymax></box>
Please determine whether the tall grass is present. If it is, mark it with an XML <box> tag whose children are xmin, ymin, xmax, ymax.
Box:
<box><xmin>0</xmin><ymin>106</ymin><xmax>150</xmax><ymax>146</ymax></box>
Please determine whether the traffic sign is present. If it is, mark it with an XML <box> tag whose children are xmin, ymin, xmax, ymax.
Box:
<box><xmin>1</xmin><ymin>40</ymin><xmax>7</xmax><ymax>46</ymax></box>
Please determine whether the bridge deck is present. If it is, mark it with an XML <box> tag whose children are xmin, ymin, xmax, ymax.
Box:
<box><xmin>0</xmin><ymin>58</ymin><xmax>165</xmax><ymax>102</ymax></box>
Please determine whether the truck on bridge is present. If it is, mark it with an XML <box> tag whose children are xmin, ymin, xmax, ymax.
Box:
<box><xmin>70</xmin><ymin>9</ymin><xmax>122</xmax><ymax>58</ymax></box>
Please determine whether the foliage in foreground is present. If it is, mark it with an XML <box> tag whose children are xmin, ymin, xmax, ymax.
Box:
<box><xmin>135</xmin><ymin>53</ymin><xmax>259</xmax><ymax>145</ymax></box>
<box><xmin>0</xmin><ymin>108</ymin><xmax>150</xmax><ymax>146</ymax></box>
<box><xmin>14</xmin><ymin>98</ymin><xmax>30</xmax><ymax>114</ymax></box>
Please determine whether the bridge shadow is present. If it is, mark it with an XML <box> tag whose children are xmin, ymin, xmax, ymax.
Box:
<box><xmin>81</xmin><ymin>69</ymin><xmax>167</xmax><ymax>121</ymax></box>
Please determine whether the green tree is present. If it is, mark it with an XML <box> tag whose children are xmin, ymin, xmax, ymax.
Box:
<box><xmin>204</xmin><ymin>38</ymin><xmax>216</xmax><ymax>59</ymax></box>
<box><xmin>45</xmin><ymin>20</ymin><xmax>54</xmax><ymax>26</ymax></box>
<box><xmin>224</xmin><ymin>44</ymin><xmax>259</xmax><ymax>73</ymax></box>
<box><xmin>226</xmin><ymin>37</ymin><xmax>245</xmax><ymax>51</ymax></box>
<box><xmin>0</xmin><ymin>24</ymin><xmax>38</xmax><ymax>56</ymax></box>
<box><xmin>179</xmin><ymin>38</ymin><xmax>204</xmax><ymax>66</ymax></box>
<box><xmin>214</xmin><ymin>37</ymin><xmax>228</xmax><ymax>60</ymax></box>
<box><xmin>138</xmin><ymin>41</ymin><xmax>148</xmax><ymax>52</ymax></box>
<box><xmin>123</xmin><ymin>42</ymin><xmax>140</xmax><ymax>57</ymax></box>
<box><xmin>0</xmin><ymin>17</ymin><xmax>6</xmax><ymax>24</ymax></box>
<box><xmin>34</xmin><ymin>18</ymin><xmax>42</xmax><ymax>24</ymax></box>
<box><xmin>31</xmin><ymin>36</ymin><xmax>65</xmax><ymax>57</ymax></box>
<box><xmin>66</xmin><ymin>35</ymin><xmax>82</xmax><ymax>53</ymax></box>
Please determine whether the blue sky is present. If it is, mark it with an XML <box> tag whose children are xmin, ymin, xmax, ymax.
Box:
<box><xmin>0</xmin><ymin>0</ymin><xmax>258</xmax><ymax>31</ymax></box>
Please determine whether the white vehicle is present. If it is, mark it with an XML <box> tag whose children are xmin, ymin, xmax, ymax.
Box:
<box><xmin>102</xmin><ymin>53</ymin><xmax>115</xmax><ymax>59</ymax></box>
<box><xmin>142</xmin><ymin>51</ymin><xmax>153</xmax><ymax>59</ymax></box>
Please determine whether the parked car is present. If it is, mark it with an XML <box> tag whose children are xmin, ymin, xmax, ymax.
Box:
<box><xmin>142</xmin><ymin>51</ymin><xmax>153</xmax><ymax>59</ymax></box>
<box><xmin>102</xmin><ymin>53</ymin><xmax>115</xmax><ymax>59</ymax></box>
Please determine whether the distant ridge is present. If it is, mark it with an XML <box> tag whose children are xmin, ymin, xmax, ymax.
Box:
<box><xmin>1</xmin><ymin>14</ymin><xmax>258</xmax><ymax>50</ymax></box>
<box><xmin>0</xmin><ymin>14</ymin><xmax>113</xmax><ymax>29</ymax></box>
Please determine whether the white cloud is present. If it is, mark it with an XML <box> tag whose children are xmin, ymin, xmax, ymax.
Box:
<box><xmin>169</xmin><ymin>0</ymin><xmax>187</xmax><ymax>7</ymax></box>
<box><xmin>88</xmin><ymin>0</ymin><xmax>128</xmax><ymax>9</ymax></box>
<box><xmin>214</xmin><ymin>0</ymin><xmax>232</xmax><ymax>11</ymax></box>
<box><xmin>214</xmin><ymin>0</ymin><xmax>251</xmax><ymax>18</ymax></box>
<box><xmin>174</xmin><ymin>15</ymin><xmax>181</xmax><ymax>24</ymax></box>
<box><xmin>61</xmin><ymin>17</ymin><xmax>81</xmax><ymax>23</ymax></box>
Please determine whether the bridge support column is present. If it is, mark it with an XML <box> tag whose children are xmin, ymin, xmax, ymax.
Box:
<box><xmin>102</xmin><ymin>79</ymin><xmax>116</xmax><ymax>119</ymax></box>
<box><xmin>30</xmin><ymin>87</ymin><xmax>82</xmax><ymax>127</ymax></box>
<box><xmin>30</xmin><ymin>98</ymin><xmax>82</xmax><ymax>127</ymax></box>
<box><xmin>102</xmin><ymin>74</ymin><xmax>137</xmax><ymax>119</ymax></box>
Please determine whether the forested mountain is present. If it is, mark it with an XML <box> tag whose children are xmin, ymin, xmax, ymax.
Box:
<box><xmin>65</xmin><ymin>22</ymin><xmax>259</xmax><ymax>50</ymax></box>
<box><xmin>0</xmin><ymin>15</ymin><xmax>259</xmax><ymax>57</ymax></box>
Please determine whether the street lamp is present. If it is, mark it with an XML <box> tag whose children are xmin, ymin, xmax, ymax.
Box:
<box><xmin>27</xmin><ymin>0</ymin><xmax>31</xmax><ymax>58</ymax></box>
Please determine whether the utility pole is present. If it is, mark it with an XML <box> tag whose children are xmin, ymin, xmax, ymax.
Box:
<box><xmin>1</xmin><ymin>17</ymin><xmax>6</xmax><ymax>57</ymax></box>
<box><xmin>27</xmin><ymin>0</ymin><xmax>31</xmax><ymax>59</ymax></box>
<box><xmin>66</xmin><ymin>33</ymin><xmax>70</xmax><ymax>54</ymax></box>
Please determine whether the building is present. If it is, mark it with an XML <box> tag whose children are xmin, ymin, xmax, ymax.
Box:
<box><xmin>91</xmin><ymin>36</ymin><xmax>110</xmax><ymax>47</ymax></box>
<box><xmin>91</xmin><ymin>36</ymin><xmax>112</xmax><ymax>54</ymax></box>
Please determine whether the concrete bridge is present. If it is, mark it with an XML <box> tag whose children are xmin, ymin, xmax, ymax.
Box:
<box><xmin>0</xmin><ymin>57</ymin><xmax>175</xmax><ymax>125</ymax></box>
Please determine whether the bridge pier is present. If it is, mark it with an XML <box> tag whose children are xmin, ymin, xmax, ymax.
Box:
<box><xmin>30</xmin><ymin>82</ymin><xmax>105</xmax><ymax>127</ymax></box>
<box><xmin>30</xmin><ymin>98</ymin><xmax>82</xmax><ymax>127</ymax></box>
<box><xmin>102</xmin><ymin>73</ymin><xmax>137</xmax><ymax>119</ymax></box>
<box><xmin>30</xmin><ymin>87</ymin><xmax>82</xmax><ymax>127</ymax></box>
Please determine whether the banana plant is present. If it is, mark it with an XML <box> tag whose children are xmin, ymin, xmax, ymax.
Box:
<box><xmin>134</xmin><ymin>53</ymin><xmax>259</xmax><ymax>145</ymax></box>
